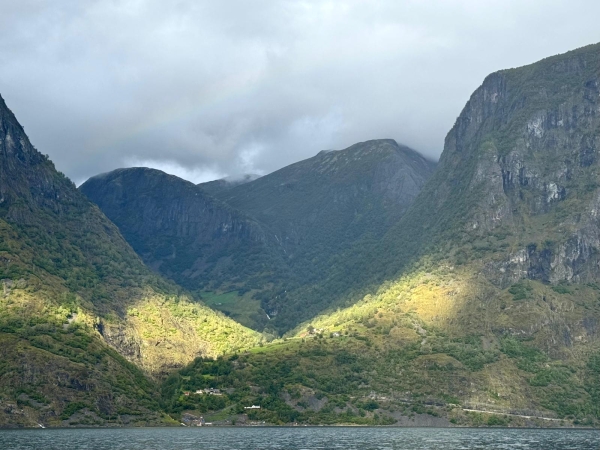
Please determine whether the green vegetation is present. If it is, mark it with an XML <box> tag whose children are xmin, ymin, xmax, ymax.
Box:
<box><xmin>161</xmin><ymin>336</ymin><xmax>462</xmax><ymax>425</ymax></box>
<box><xmin>200</xmin><ymin>291</ymin><xmax>267</xmax><ymax>330</ymax></box>
<box><xmin>158</xmin><ymin>267</ymin><xmax>600</xmax><ymax>425</ymax></box>
<box><xmin>0</xmin><ymin>326</ymin><xmax>163</xmax><ymax>426</ymax></box>
<box><xmin>508</xmin><ymin>282</ymin><xmax>533</xmax><ymax>301</ymax></box>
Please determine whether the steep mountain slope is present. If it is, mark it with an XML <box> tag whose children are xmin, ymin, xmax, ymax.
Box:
<box><xmin>80</xmin><ymin>169</ymin><xmax>283</xmax><ymax>291</ymax></box>
<box><xmin>0</xmin><ymin>95</ymin><xmax>259</xmax><ymax>426</ymax></box>
<box><xmin>215</xmin><ymin>140</ymin><xmax>435</xmax><ymax>276</ymax></box>
<box><xmin>82</xmin><ymin>140</ymin><xmax>435</xmax><ymax>332</ymax></box>
<box><xmin>162</xmin><ymin>43</ymin><xmax>600</xmax><ymax>427</ymax></box>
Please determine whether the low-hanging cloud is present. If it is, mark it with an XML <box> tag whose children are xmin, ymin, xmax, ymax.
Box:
<box><xmin>1</xmin><ymin>0</ymin><xmax>599</xmax><ymax>184</ymax></box>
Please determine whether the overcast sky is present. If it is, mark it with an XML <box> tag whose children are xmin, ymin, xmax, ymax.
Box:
<box><xmin>1</xmin><ymin>0</ymin><xmax>599</xmax><ymax>185</ymax></box>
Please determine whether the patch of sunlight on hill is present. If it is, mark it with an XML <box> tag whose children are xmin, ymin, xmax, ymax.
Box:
<box><xmin>292</xmin><ymin>264</ymin><xmax>476</xmax><ymax>339</ymax></box>
<box><xmin>114</xmin><ymin>289</ymin><xmax>262</xmax><ymax>374</ymax></box>
<box><xmin>0</xmin><ymin>285</ymin><xmax>164</xmax><ymax>426</ymax></box>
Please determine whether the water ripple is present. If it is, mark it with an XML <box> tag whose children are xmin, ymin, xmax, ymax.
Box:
<box><xmin>1</xmin><ymin>427</ymin><xmax>599</xmax><ymax>450</ymax></box>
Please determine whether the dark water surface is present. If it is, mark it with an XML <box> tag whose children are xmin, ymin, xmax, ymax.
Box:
<box><xmin>1</xmin><ymin>427</ymin><xmax>599</xmax><ymax>450</ymax></box>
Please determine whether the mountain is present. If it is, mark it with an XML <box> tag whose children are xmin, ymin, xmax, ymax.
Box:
<box><xmin>8</xmin><ymin>40</ymin><xmax>600</xmax><ymax>428</ymax></box>
<box><xmin>0</xmin><ymin>95</ymin><xmax>259</xmax><ymax>426</ymax></box>
<box><xmin>314</xmin><ymin>42</ymin><xmax>600</xmax><ymax>303</ymax></box>
<box><xmin>81</xmin><ymin>140</ymin><xmax>436</xmax><ymax>332</ymax></box>
<box><xmin>304</xmin><ymin>42</ymin><xmax>600</xmax><ymax>415</ymax></box>
<box><xmin>79</xmin><ymin>168</ymin><xmax>281</xmax><ymax>294</ymax></box>
<box><xmin>162</xmin><ymin>43</ymin><xmax>600</xmax><ymax>427</ymax></box>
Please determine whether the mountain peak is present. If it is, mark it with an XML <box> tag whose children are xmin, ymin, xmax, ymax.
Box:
<box><xmin>0</xmin><ymin>93</ymin><xmax>42</xmax><ymax>167</ymax></box>
<box><xmin>88</xmin><ymin>166</ymin><xmax>187</xmax><ymax>181</ymax></box>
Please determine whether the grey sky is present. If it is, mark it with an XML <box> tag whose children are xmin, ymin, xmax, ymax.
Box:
<box><xmin>1</xmin><ymin>0</ymin><xmax>599</xmax><ymax>185</ymax></box>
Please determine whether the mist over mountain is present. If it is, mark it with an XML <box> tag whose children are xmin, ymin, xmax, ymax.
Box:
<box><xmin>199</xmin><ymin>174</ymin><xmax>261</xmax><ymax>196</ymax></box>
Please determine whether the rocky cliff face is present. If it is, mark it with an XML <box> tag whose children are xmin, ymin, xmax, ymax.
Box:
<box><xmin>431</xmin><ymin>43</ymin><xmax>600</xmax><ymax>287</ymax></box>
<box><xmin>0</xmin><ymin>95</ymin><xmax>80</xmax><ymax>223</ymax></box>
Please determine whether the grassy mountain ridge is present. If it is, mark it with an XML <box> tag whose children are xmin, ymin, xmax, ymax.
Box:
<box><xmin>0</xmin><ymin>94</ymin><xmax>260</xmax><ymax>426</ymax></box>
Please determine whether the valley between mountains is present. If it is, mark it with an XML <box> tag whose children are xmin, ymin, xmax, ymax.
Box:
<box><xmin>2</xmin><ymin>42</ymin><xmax>600</xmax><ymax>428</ymax></box>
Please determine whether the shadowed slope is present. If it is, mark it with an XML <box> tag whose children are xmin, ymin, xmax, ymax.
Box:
<box><xmin>80</xmin><ymin>167</ymin><xmax>287</xmax><ymax>330</ymax></box>
<box><xmin>80</xmin><ymin>168</ymin><xmax>284</xmax><ymax>294</ymax></box>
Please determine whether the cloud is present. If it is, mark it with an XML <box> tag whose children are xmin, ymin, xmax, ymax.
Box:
<box><xmin>1</xmin><ymin>0</ymin><xmax>599</xmax><ymax>184</ymax></box>
<box><xmin>123</xmin><ymin>158</ymin><xmax>225</xmax><ymax>185</ymax></box>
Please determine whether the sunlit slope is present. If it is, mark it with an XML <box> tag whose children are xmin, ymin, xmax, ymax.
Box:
<box><xmin>0</xmin><ymin>94</ymin><xmax>259</xmax><ymax>425</ymax></box>
<box><xmin>294</xmin><ymin>265</ymin><xmax>600</xmax><ymax>420</ymax></box>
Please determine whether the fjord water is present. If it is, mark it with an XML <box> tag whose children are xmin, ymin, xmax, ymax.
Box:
<box><xmin>1</xmin><ymin>428</ymin><xmax>599</xmax><ymax>450</ymax></box>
